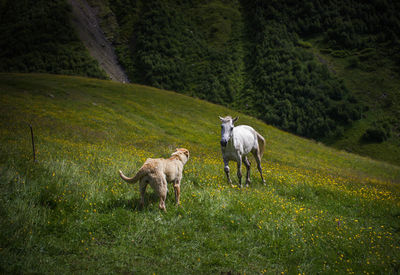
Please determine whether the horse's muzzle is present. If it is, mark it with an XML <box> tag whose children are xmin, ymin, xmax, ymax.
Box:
<box><xmin>220</xmin><ymin>140</ymin><xmax>227</xmax><ymax>147</ymax></box>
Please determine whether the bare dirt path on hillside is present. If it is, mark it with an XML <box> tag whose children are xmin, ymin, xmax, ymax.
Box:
<box><xmin>67</xmin><ymin>0</ymin><xmax>129</xmax><ymax>83</ymax></box>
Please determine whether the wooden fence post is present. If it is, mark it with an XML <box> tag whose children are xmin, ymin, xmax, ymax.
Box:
<box><xmin>29</xmin><ymin>124</ymin><xmax>36</xmax><ymax>162</ymax></box>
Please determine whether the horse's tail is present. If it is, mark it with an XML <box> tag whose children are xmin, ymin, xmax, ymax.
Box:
<box><xmin>119</xmin><ymin>169</ymin><xmax>144</xmax><ymax>184</ymax></box>
<box><xmin>256</xmin><ymin>131</ymin><xmax>265</xmax><ymax>159</ymax></box>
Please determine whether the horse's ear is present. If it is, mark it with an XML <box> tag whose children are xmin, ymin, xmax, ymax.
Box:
<box><xmin>233</xmin><ymin>116</ymin><xmax>239</xmax><ymax>123</ymax></box>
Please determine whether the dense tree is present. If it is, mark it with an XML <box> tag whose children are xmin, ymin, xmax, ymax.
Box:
<box><xmin>0</xmin><ymin>0</ymin><xmax>107</xmax><ymax>79</ymax></box>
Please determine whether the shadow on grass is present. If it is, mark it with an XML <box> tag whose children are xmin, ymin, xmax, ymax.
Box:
<box><xmin>105</xmin><ymin>192</ymin><xmax>161</xmax><ymax>212</ymax></box>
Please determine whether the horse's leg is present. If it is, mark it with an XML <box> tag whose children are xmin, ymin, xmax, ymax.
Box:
<box><xmin>236</xmin><ymin>157</ymin><xmax>242</xmax><ymax>188</ymax></box>
<box><xmin>223</xmin><ymin>158</ymin><xmax>232</xmax><ymax>185</ymax></box>
<box><xmin>243</xmin><ymin>156</ymin><xmax>251</xmax><ymax>187</ymax></box>
<box><xmin>252</xmin><ymin>149</ymin><xmax>266</xmax><ymax>185</ymax></box>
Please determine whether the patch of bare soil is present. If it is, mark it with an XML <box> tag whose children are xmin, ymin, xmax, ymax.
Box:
<box><xmin>67</xmin><ymin>0</ymin><xmax>129</xmax><ymax>83</ymax></box>
<box><xmin>314</xmin><ymin>52</ymin><xmax>336</xmax><ymax>74</ymax></box>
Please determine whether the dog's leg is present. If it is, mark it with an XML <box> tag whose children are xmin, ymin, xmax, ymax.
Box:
<box><xmin>139</xmin><ymin>181</ymin><xmax>147</xmax><ymax>209</ymax></box>
<box><xmin>174</xmin><ymin>179</ymin><xmax>181</xmax><ymax>205</ymax></box>
<box><xmin>158</xmin><ymin>177</ymin><xmax>168</xmax><ymax>211</ymax></box>
<box><xmin>243</xmin><ymin>156</ymin><xmax>251</xmax><ymax>187</ymax></box>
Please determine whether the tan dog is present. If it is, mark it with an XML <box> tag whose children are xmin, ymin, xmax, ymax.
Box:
<box><xmin>119</xmin><ymin>148</ymin><xmax>189</xmax><ymax>211</ymax></box>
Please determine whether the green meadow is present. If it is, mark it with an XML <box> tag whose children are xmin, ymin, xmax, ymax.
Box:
<box><xmin>1</xmin><ymin>73</ymin><xmax>399</xmax><ymax>274</ymax></box>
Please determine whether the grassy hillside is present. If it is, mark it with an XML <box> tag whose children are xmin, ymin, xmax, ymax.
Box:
<box><xmin>1</xmin><ymin>73</ymin><xmax>400</xmax><ymax>274</ymax></box>
<box><xmin>99</xmin><ymin>0</ymin><xmax>362</xmax><ymax>141</ymax></box>
<box><xmin>89</xmin><ymin>0</ymin><xmax>400</xmax><ymax>165</ymax></box>
<box><xmin>304</xmin><ymin>38</ymin><xmax>400</xmax><ymax>165</ymax></box>
<box><xmin>269</xmin><ymin>0</ymin><xmax>400</xmax><ymax>165</ymax></box>
<box><xmin>1</xmin><ymin>0</ymin><xmax>399</xmax><ymax>165</ymax></box>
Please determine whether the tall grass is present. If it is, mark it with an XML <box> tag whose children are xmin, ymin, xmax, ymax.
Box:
<box><xmin>0</xmin><ymin>73</ymin><xmax>399</xmax><ymax>274</ymax></box>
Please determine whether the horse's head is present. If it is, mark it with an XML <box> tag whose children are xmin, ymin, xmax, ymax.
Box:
<box><xmin>219</xmin><ymin>116</ymin><xmax>238</xmax><ymax>147</ymax></box>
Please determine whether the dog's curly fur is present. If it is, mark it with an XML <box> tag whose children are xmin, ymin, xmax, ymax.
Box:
<box><xmin>119</xmin><ymin>148</ymin><xmax>189</xmax><ymax>211</ymax></box>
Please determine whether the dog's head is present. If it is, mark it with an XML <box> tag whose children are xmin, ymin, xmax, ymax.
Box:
<box><xmin>172</xmin><ymin>148</ymin><xmax>190</xmax><ymax>161</ymax></box>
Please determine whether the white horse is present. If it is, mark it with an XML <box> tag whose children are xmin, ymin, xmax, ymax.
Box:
<box><xmin>219</xmin><ymin>116</ymin><xmax>266</xmax><ymax>187</ymax></box>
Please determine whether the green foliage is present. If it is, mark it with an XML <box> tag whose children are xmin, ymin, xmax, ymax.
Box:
<box><xmin>241</xmin><ymin>1</ymin><xmax>362</xmax><ymax>140</ymax></box>
<box><xmin>362</xmin><ymin>120</ymin><xmax>392</xmax><ymax>143</ymax></box>
<box><xmin>347</xmin><ymin>56</ymin><xmax>360</xmax><ymax>68</ymax></box>
<box><xmin>104</xmin><ymin>0</ymin><xmax>366</xmax><ymax>140</ymax></box>
<box><xmin>0</xmin><ymin>0</ymin><xmax>107</xmax><ymax>79</ymax></box>
<box><xmin>297</xmin><ymin>40</ymin><xmax>312</xmax><ymax>48</ymax></box>
<box><xmin>362</xmin><ymin>128</ymin><xmax>388</xmax><ymax>143</ymax></box>
<box><xmin>109</xmin><ymin>0</ymin><xmax>244</xmax><ymax>107</ymax></box>
<box><xmin>279</xmin><ymin>0</ymin><xmax>400</xmax><ymax>50</ymax></box>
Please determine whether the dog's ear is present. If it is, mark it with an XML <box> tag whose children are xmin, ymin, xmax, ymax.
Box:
<box><xmin>183</xmin><ymin>149</ymin><xmax>189</xmax><ymax>158</ymax></box>
<box><xmin>176</xmin><ymin>148</ymin><xmax>189</xmax><ymax>158</ymax></box>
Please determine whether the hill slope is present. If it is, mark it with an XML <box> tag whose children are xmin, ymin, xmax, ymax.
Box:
<box><xmin>0</xmin><ymin>73</ymin><xmax>399</xmax><ymax>274</ymax></box>
<box><xmin>305</xmin><ymin>38</ymin><xmax>400</xmax><ymax>165</ymax></box>
<box><xmin>90</xmin><ymin>0</ymin><xmax>400</xmax><ymax>164</ymax></box>
<box><xmin>1</xmin><ymin>0</ymin><xmax>399</xmax><ymax>165</ymax></box>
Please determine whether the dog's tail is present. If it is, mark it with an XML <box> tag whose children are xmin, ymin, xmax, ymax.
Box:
<box><xmin>256</xmin><ymin>131</ymin><xmax>265</xmax><ymax>159</ymax></box>
<box><xmin>119</xmin><ymin>169</ymin><xmax>144</xmax><ymax>184</ymax></box>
